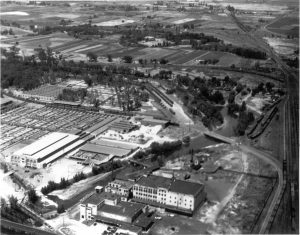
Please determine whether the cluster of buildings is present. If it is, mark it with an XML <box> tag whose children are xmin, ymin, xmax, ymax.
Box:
<box><xmin>80</xmin><ymin>174</ymin><xmax>206</xmax><ymax>234</ymax></box>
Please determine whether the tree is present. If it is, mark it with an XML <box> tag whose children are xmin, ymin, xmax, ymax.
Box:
<box><xmin>1</xmin><ymin>197</ymin><xmax>7</xmax><ymax>213</ymax></box>
<box><xmin>122</xmin><ymin>55</ymin><xmax>133</xmax><ymax>63</ymax></box>
<box><xmin>8</xmin><ymin>28</ymin><xmax>14</xmax><ymax>35</ymax></box>
<box><xmin>159</xmin><ymin>58</ymin><xmax>168</xmax><ymax>64</ymax></box>
<box><xmin>93</xmin><ymin>99</ymin><xmax>100</xmax><ymax>108</ymax></box>
<box><xmin>265</xmin><ymin>82</ymin><xmax>274</xmax><ymax>93</ymax></box>
<box><xmin>107</xmin><ymin>54</ymin><xmax>112</xmax><ymax>62</ymax></box>
<box><xmin>87</xmin><ymin>52</ymin><xmax>97</xmax><ymax>62</ymax></box>
<box><xmin>28</xmin><ymin>189</ymin><xmax>39</xmax><ymax>204</ymax></box>
<box><xmin>138</xmin><ymin>59</ymin><xmax>143</xmax><ymax>65</ymax></box>
<box><xmin>57</xmin><ymin>204</ymin><xmax>65</xmax><ymax>214</ymax></box>
<box><xmin>8</xmin><ymin>195</ymin><xmax>18</xmax><ymax>209</ymax></box>
<box><xmin>84</xmin><ymin>75</ymin><xmax>93</xmax><ymax>87</ymax></box>
<box><xmin>37</xmin><ymin>48</ymin><xmax>47</xmax><ymax>63</ymax></box>
<box><xmin>228</xmin><ymin>91</ymin><xmax>236</xmax><ymax>104</ymax></box>
<box><xmin>240</xmin><ymin>101</ymin><xmax>247</xmax><ymax>112</ymax></box>
<box><xmin>235</xmin><ymin>83</ymin><xmax>243</xmax><ymax>93</ymax></box>
<box><xmin>157</xmin><ymin>155</ymin><xmax>165</xmax><ymax>167</ymax></box>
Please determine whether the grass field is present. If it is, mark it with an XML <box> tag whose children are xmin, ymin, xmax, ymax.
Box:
<box><xmin>266</xmin><ymin>17</ymin><xmax>299</xmax><ymax>37</ymax></box>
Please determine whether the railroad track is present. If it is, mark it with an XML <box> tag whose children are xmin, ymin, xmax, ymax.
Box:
<box><xmin>227</xmin><ymin>10</ymin><xmax>299</xmax><ymax>233</ymax></box>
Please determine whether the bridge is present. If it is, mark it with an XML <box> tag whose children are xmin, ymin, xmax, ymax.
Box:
<box><xmin>203</xmin><ymin>131</ymin><xmax>236</xmax><ymax>145</ymax></box>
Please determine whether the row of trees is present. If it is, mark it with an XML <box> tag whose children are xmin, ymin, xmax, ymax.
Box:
<box><xmin>91</xmin><ymin>160</ymin><xmax>123</xmax><ymax>175</ymax></box>
<box><xmin>41</xmin><ymin>177</ymin><xmax>72</xmax><ymax>195</ymax></box>
<box><xmin>133</xmin><ymin>140</ymin><xmax>182</xmax><ymax>160</ymax></box>
<box><xmin>1</xmin><ymin>196</ymin><xmax>30</xmax><ymax>224</ymax></box>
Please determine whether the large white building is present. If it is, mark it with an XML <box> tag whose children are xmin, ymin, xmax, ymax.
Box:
<box><xmin>11</xmin><ymin>132</ymin><xmax>83</xmax><ymax>168</ymax></box>
<box><xmin>132</xmin><ymin>175</ymin><xmax>206</xmax><ymax>214</ymax></box>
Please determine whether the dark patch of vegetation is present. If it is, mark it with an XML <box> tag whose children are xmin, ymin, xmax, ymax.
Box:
<box><xmin>41</xmin><ymin>177</ymin><xmax>71</xmax><ymax>195</ymax></box>
<box><xmin>92</xmin><ymin>160</ymin><xmax>123</xmax><ymax>175</ymax></box>
<box><xmin>27</xmin><ymin>189</ymin><xmax>39</xmax><ymax>204</ymax></box>
<box><xmin>57</xmin><ymin>204</ymin><xmax>65</xmax><ymax>214</ymax></box>
<box><xmin>133</xmin><ymin>140</ymin><xmax>182</xmax><ymax>161</ymax></box>
<box><xmin>57</xmin><ymin>88</ymin><xmax>87</xmax><ymax>102</ymax></box>
<box><xmin>1</xmin><ymin>196</ymin><xmax>30</xmax><ymax>224</ymax></box>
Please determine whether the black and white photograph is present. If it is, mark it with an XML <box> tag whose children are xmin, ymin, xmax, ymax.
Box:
<box><xmin>0</xmin><ymin>0</ymin><xmax>298</xmax><ymax>234</ymax></box>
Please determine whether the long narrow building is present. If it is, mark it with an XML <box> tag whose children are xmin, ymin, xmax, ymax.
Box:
<box><xmin>11</xmin><ymin>132</ymin><xmax>83</xmax><ymax>168</ymax></box>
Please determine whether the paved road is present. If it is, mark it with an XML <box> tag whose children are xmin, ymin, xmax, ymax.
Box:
<box><xmin>1</xmin><ymin>219</ymin><xmax>56</xmax><ymax>235</ymax></box>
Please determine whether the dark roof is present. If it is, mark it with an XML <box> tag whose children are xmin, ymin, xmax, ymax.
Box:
<box><xmin>169</xmin><ymin>180</ymin><xmax>204</xmax><ymax>196</ymax></box>
<box><xmin>133</xmin><ymin>213</ymin><xmax>154</xmax><ymax>229</ymax></box>
<box><xmin>136</xmin><ymin>175</ymin><xmax>173</xmax><ymax>189</ymax></box>
<box><xmin>98</xmin><ymin>201</ymin><xmax>144</xmax><ymax>218</ymax></box>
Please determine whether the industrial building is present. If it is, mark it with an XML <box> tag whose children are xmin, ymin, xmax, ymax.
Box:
<box><xmin>80</xmin><ymin>186</ymin><xmax>144</xmax><ymax>223</ymax></box>
<box><xmin>80</xmin><ymin>186</ymin><xmax>155</xmax><ymax>234</ymax></box>
<box><xmin>132</xmin><ymin>175</ymin><xmax>206</xmax><ymax>215</ymax></box>
<box><xmin>11</xmin><ymin>132</ymin><xmax>83</xmax><ymax>168</ymax></box>
<box><xmin>105</xmin><ymin>179</ymin><xmax>135</xmax><ymax>201</ymax></box>
<box><xmin>79</xmin><ymin>141</ymin><xmax>139</xmax><ymax>159</ymax></box>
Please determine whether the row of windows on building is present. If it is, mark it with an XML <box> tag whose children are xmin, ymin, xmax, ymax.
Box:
<box><xmin>133</xmin><ymin>186</ymin><xmax>158</xmax><ymax>194</ymax></box>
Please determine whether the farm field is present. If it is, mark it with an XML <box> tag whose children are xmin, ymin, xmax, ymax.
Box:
<box><xmin>170</xmin><ymin>50</ymin><xmax>208</xmax><ymax>65</ymax></box>
<box><xmin>266</xmin><ymin>16</ymin><xmax>299</xmax><ymax>37</ymax></box>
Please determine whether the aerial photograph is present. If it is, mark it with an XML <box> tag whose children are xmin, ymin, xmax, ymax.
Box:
<box><xmin>0</xmin><ymin>0</ymin><xmax>298</xmax><ymax>234</ymax></box>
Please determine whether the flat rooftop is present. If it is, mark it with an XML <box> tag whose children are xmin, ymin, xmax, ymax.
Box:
<box><xmin>14</xmin><ymin>132</ymin><xmax>79</xmax><ymax>160</ymax></box>
<box><xmin>94</xmin><ymin>139</ymin><xmax>139</xmax><ymax>150</ymax></box>
<box><xmin>80</xmin><ymin>143</ymin><xmax>132</xmax><ymax>158</ymax></box>
<box><xmin>98</xmin><ymin>201</ymin><xmax>144</xmax><ymax>218</ymax></box>
<box><xmin>136</xmin><ymin>175</ymin><xmax>173</xmax><ymax>189</ymax></box>
<box><xmin>109</xmin><ymin>179</ymin><xmax>135</xmax><ymax>189</ymax></box>
<box><xmin>169</xmin><ymin>180</ymin><xmax>204</xmax><ymax>196</ymax></box>
<box><xmin>83</xmin><ymin>192</ymin><xmax>121</xmax><ymax>205</ymax></box>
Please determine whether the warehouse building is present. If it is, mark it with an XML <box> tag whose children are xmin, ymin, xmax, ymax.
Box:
<box><xmin>80</xmin><ymin>142</ymin><xmax>138</xmax><ymax>159</ymax></box>
<box><xmin>132</xmin><ymin>175</ymin><xmax>206</xmax><ymax>215</ymax></box>
<box><xmin>11</xmin><ymin>132</ymin><xmax>83</xmax><ymax>168</ymax></box>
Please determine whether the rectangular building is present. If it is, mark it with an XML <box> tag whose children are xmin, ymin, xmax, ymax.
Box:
<box><xmin>97</xmin><ymin>201</ymin><xmax>144</xmax><ymax>223</ymax></box>
<box><xmin>80</xmin><ymin>187</ymin><xmax>144</xmax><ymax>224</ymax></box>
<box><xmin>105</xmin><ymin>179</ymin><xmax>135</xmax><ymax>201</ymax></box>
<box><xmin>132</xmin><ymin>175</ymin><xmax>206</xmax><ymax>215</ymax></box>
<box><xmin>80</xmin><ymin>142</ymin><xmax>137</xmax><ymax>158</ymax></box>
<box><xmin>11</xmin><ymin>132</ymin><xmax>80</xmax><ymax>168</ymax></box>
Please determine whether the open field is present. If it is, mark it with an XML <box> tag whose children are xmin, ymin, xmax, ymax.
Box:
<box><xmin>266</xmin><ymin>16</ymin><xmax>299</xmax><ymax>37</ymax></box>
<box><xmin>263</xmin><ymin>37</ymin><xmax>299</xmax><ymax>56</ymax></box>
<box><xmin>94</xmin><ymin>19</ymin><xmax>135</xmax><ymax>26</ymax></box>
